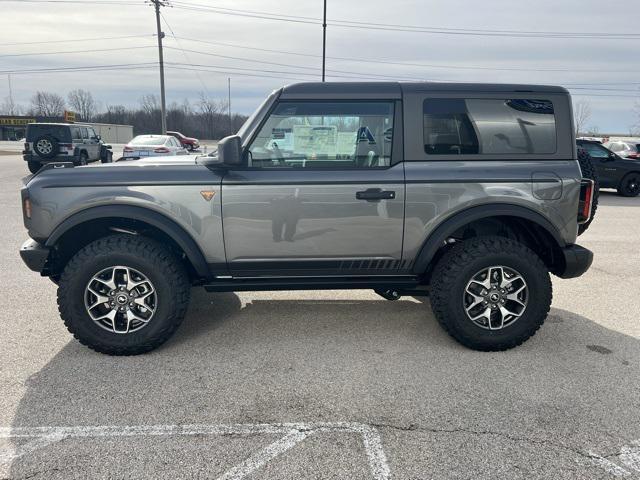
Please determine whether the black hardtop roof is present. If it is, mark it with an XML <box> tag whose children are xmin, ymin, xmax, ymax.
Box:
<box><xmin>281</xmin><ymin>82</ymin><xmax>569</xmax><ymax>96</ymax></box>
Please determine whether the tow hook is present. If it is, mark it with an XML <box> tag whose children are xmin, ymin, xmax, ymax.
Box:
<box><xmin>375</xmin><ymin>289</ymin><xmax>401</xmax><ymax>301</ymax></box>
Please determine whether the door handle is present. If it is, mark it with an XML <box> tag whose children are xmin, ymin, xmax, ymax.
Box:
<box><xmin>356</xmin><ymin>188</ymin><xmax>396</xmax><ymax>201</ymax></box>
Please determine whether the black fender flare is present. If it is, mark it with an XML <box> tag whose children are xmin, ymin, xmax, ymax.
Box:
<box><xmin>411</xmin><ymin>204</ymin><xmax>566</xmax><ymax>275</ymax></box>
<box><xmin>45</xmin><ymin>205</ymin><xmax>210</xmax><ymax>278</ymax></box>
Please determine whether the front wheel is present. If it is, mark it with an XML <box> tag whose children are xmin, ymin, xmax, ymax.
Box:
<box><xmin>57</xmin><ymin>234</ymin><xmax>190</xmax><ymax>355</ymax></box>
<box><xmin>430</xmin><ymin>236</ymin><xmax>552</xmax><ymax>351</ymax></box>
<box><xmin>617</xmin><ymin>172</ymin><xmax>640</xmax><ymax>197</ymax></box>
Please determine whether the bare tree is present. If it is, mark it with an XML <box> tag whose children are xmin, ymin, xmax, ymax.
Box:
<box><xmin>139</xmin><ymin>94</ymin><xmax>160</xmax><ymax>115</ymax></box>
<box><xmin>29</xmin><ymin>91</ymin><xmax>65</xmax><ymax>117</ymax></box>
<box><xmin>198</xmin><ymin>91</ymin><xmax>220</xmax><ymax>139</ymax></box>
<box><xmin>0</xmin><ymin>96</ymin><xmax>22</xmax><ymax>115</ymax></box>
<box><xmin>67</xmin><ymin>89</ymin><xmax>96</xmax><ymax>121</ymax></box>
<box><xmin>574</xmin><ymin>100</ymin><xmax>592</xmax><ymax>137</ymax></box>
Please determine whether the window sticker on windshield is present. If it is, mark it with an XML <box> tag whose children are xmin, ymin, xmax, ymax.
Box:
<box><xmin>293</xmin><ymin>125</ymin><xmax>337</xmax><ymax>155</ymax></box>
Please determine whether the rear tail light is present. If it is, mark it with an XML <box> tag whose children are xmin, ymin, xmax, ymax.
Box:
<box><xmin>123</xmin><ymin>146</ymin><xmax>133</xmax><ymax>152</ymax></box>
<box><xmin>59</xmin><ymin>143</ymin><xmax>73</xmax><ymax>151</ymax></box>
<box><xmin>23</xmin><ymin>197</ymin><xmax>32</xmax><ymax>219</ymax></box>
<box><xmin>626</xmin><ymin>153</ymin><xmax>640</xmax><ymax>159</ymax></box>
<box><xmin>578</xmin><ymin>179</ymin><xmax>595</xmax><ymax>224</ymax></box>
<box><xmin>154</xmin><ymin>147</ymin><xmax>170</xmax><ymax>153</ymax></box>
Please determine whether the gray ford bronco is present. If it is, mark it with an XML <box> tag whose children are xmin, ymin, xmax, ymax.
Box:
<box><xmin>19</xmin><ymin>82</ymin><xmax>595</xmax><ymax>355</ymax></box>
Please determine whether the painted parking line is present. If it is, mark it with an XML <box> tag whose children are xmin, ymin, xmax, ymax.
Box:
<box><xmin>0</xmin><ymin>422</ymin><xmax>390</xmax><ymax>480</ymax></box>
<box><xmin>587</xmin><ymin>440</ymin><xmax>640</xmax><ymax>477</ymax></box>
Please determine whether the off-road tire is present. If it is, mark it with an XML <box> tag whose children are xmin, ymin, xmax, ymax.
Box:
<box><xmin>77</xmin><ymin>152</ymin><xmax>88</xmax><ymax>166</ymax></box>
<box><xmin>617</xmin><ymin>172</ymin><xmax>640</xmax><ymax>197</ymax></box>
<box><xmin>57</xmin><ymin>234</ymin><xmax>190</xmax><ymax>355</ymax></box>
<box><xmin>33</xmin><ymin>134</ymin><xmax>59</xmax><ymax>159</ymax></box>
<box><xmin>430</xmin><ymin>236</ymin><xmax>552</xmax><ymax>351</ymax></box>
<box><xmin>27</xmin><ymin>161</ymin><xmax>41</xmax><ymax>174</ymax></box>
<box><xmin>577</xmin><ymin>147</ymin><xmax>599</xmax><ymax>235</ymax></box>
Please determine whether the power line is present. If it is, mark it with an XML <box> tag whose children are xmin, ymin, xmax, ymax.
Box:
<box><xmin>0</xmin><ymin>33</ymin><xmax>155</xmax><ymax>47</ymax></box>
<box><xmin>159</xmin><ymin>10</ymin><xmax>210</xmax><ymax>94</ymax></box>
<box><xmin>169</xmin><ymin>1</ymin><xmax>640</xmax><ymax>39</ymax></box>
<box><xmin>0</xmin><ymin>0</ymin><xmax>141</xmax><ymax>4</ymax></box>
<box><xmin>0</xmin><ymin>45</ymin><xmax>155</xmax><ymax>58</ymax></box>
<box><xmin>161</xmin><ymin>45</ymin><xmax>425</xmax><ymax>81</ymax></box>
<box><xmin>168</xmin><ymin>35</ymin><xmax>640</xmax><ymax>75</ymax></box>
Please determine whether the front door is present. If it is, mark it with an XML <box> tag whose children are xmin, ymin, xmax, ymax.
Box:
<box><xmin>221</xmin><ymin>100</ymin><xmax>406</xmax><ymax>277</ymax></box>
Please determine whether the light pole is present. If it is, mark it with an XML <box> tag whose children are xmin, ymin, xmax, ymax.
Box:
<box><xmin>322</xmin><ymin>0</ymin><xmax>327</xmax><ymax>82</ymax></box>
<box><xmin>151</xmin><ymin>0</ymin><xmax>168</xmax><ymax>134</ymax></box>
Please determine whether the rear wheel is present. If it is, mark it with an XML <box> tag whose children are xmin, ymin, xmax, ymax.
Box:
<box><xmin>77</xmin><ymin>152</ymin><xmax>88</xmax><ymax>166</ymax></box>
<box><xmin>57</xmin><ymin>234</ymin><xmax>190</xmax><ymax>355</ymax></box>
<box><xmin>430</xmin><ymin>236</ymin><xmax>552</xmax><ymax>351</ymax></box>
<box><xmin>617</xmin><ymin>172</ymin><xmax>640</xmax><ymax>197</ymax></box>
<box><xmin>27</xmin><ymin>161</ymin><xmax>41</xmax><ymax>174</ymax></box>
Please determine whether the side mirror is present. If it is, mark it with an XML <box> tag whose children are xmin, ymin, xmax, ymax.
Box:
<box><xmin>217</xmin><ymin>135</ymin><xmax>243</xmax><ymax>166</ymax></box>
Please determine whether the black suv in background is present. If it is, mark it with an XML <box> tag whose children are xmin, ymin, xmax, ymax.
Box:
<box><xmin>577</xmin><ymin>139</ymin><xmax>640</xmax><ymax>197</ymax></box>
<box><xmin>23</xmin><ymin>123</ymin><xmax>112</xmax><ymax>173</ymax></box>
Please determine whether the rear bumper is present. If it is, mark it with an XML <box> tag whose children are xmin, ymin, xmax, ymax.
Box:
<box><xmin>20</xmin><ymin>239</ymin><xmax>51</xmax><ymax>273</ymax></box>
<box><xmin>23</xmin><ymin>153</ymin><xmax>80</xmax><ymax>163</ymax></box>
<box><xmin>556</xmin><ymin>244</ymin><xmax>593</xmax><ymax>279</ymax></box>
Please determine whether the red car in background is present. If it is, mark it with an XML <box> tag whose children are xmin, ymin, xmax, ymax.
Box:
<box><xmin>167</xmin><ymin>131</ymin><xmax>200</xmax><ymax>151</ymax></box>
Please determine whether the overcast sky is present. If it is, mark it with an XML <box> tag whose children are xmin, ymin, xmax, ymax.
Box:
<box><xmin>1</xmin><ymin>0</ymin><xmax>639</xmax><ymax>133</ymax></box>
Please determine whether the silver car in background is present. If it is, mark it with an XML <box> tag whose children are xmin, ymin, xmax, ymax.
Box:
<box><xmin>604</xmin><ymin>140</ymin><xmax>640</xmax><ymax>159</ymax></box>
<box><xmin>122</xmin><ymin>135</ymin><xmax>188</xmax><ymax>159</ymax></box>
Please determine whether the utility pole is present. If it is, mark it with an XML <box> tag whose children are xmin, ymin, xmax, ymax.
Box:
<box><xmin>7</xmin><ymin>74</ymin><xmax>15</xmax><ymax>115</ymax></box>
<box><xmin>228</xmin><ymin>77</ymin><xmax>232</xmax><ymax>135</ymax></box>
<box><xmin>150</xmin><ymin>0</ymin><xmax>168</xmax><ymax>134</ymax></box>
<box><xmin>322</xmin><ymin>0</ymin><xmax>327</xmax><ymax>82</ymax></box>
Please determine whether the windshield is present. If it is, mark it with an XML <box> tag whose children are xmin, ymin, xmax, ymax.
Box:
<box><xmin>130</xmin><ymin>136</ymin><xmax>167</xmax><ymax>145</ymax></box>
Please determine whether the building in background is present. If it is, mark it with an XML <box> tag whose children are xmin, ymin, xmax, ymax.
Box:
<box><xmin>0</xmin><ymin>115</ymin><xmax>133</xmax><ymax>143</ymax></box>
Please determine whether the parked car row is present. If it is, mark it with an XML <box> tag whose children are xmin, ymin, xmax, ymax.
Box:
<box><xmin>21</xmin><ymin>124</ymin><xmax>201</xmax><ymax>171</ymax></box>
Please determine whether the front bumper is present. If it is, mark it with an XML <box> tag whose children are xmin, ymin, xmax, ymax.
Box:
<box><xmin>556</xmin><ymin>244</ymin><xmax>593</xmax><ymax>279</ymax></box>
<box><xmin>20</xmin><ymin>239</ymin><xmax>51</xmax><ymax>273</ymax></box>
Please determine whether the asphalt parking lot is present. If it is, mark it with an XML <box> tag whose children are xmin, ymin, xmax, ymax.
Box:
<box><xmin>0</xmin><ymin>148</ymin><xmax>639</xmax><ymax>479</ymax></box>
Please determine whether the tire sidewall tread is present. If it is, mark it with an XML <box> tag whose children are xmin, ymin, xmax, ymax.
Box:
<box><xmin>430</xmin><ymin>236</ymin><xmax>552</xmax><ymax>351</ymax></box>
<box><xmin>57</xmin><ymin>234</ymin><xmax>190</xmax><ymax>355</ymax></box>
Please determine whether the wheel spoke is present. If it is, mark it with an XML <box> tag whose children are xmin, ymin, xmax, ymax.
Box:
<box><xmin>501</xmin><ymin>273</ymin><xmax>523</xmax><ymax>290</ymax></box>
<box><xmin>464</xmin><ymin>293</ymin><xmax>485</xmax><ymax>313</ymax></box>
<box><xmin>470</xmin><ymin>307</ymin><xmax>492</xmax><ymax>323</ymax></box>
<box><xmin>127</xmin><ymin>309</ymin><xmax>150</xmax><ymax>324</ymax></box>
<box><xmin>506</xmin><ymin>292</ymin><xmax>526</xmax><ymax>308</ymax></box>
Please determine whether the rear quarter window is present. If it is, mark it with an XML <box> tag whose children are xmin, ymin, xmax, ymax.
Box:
<box><xmin>26</xmin><ymin>125</ymin><xmax>71</xmax><ymax>143</ymax></box>
<box><xmin>423</xmin><ymin>98</ymin><xmax>557</xmax><ymax>156</ymax></box>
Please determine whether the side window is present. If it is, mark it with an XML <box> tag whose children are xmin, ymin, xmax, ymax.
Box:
<box><xmin>81</xmin><ymin>127</ymin><xmax>89</xmax><ymax>139</ymax></box>
<box><xmin>581</xmin><ymin>143</ymin><xmax>609</xmax><ymax>158</ymax></box>
<box><xmin>71</xmin><ymin>128</ymin><xmax>82</xmax><ymax>141</ymax></box>
<box><xmin>88</xmin><ymin>128</ymin><xmax>97</xmax><ymax>138</ymax></box>
<box><xmin>247</xmin><ymin>102</ymin><xmax>394</xmax><ymax>168</ymax></box>
<box><xmin>423</xmin><ymin>98</ymin><xmax>556</xmax><ymax>156</ymax></box>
